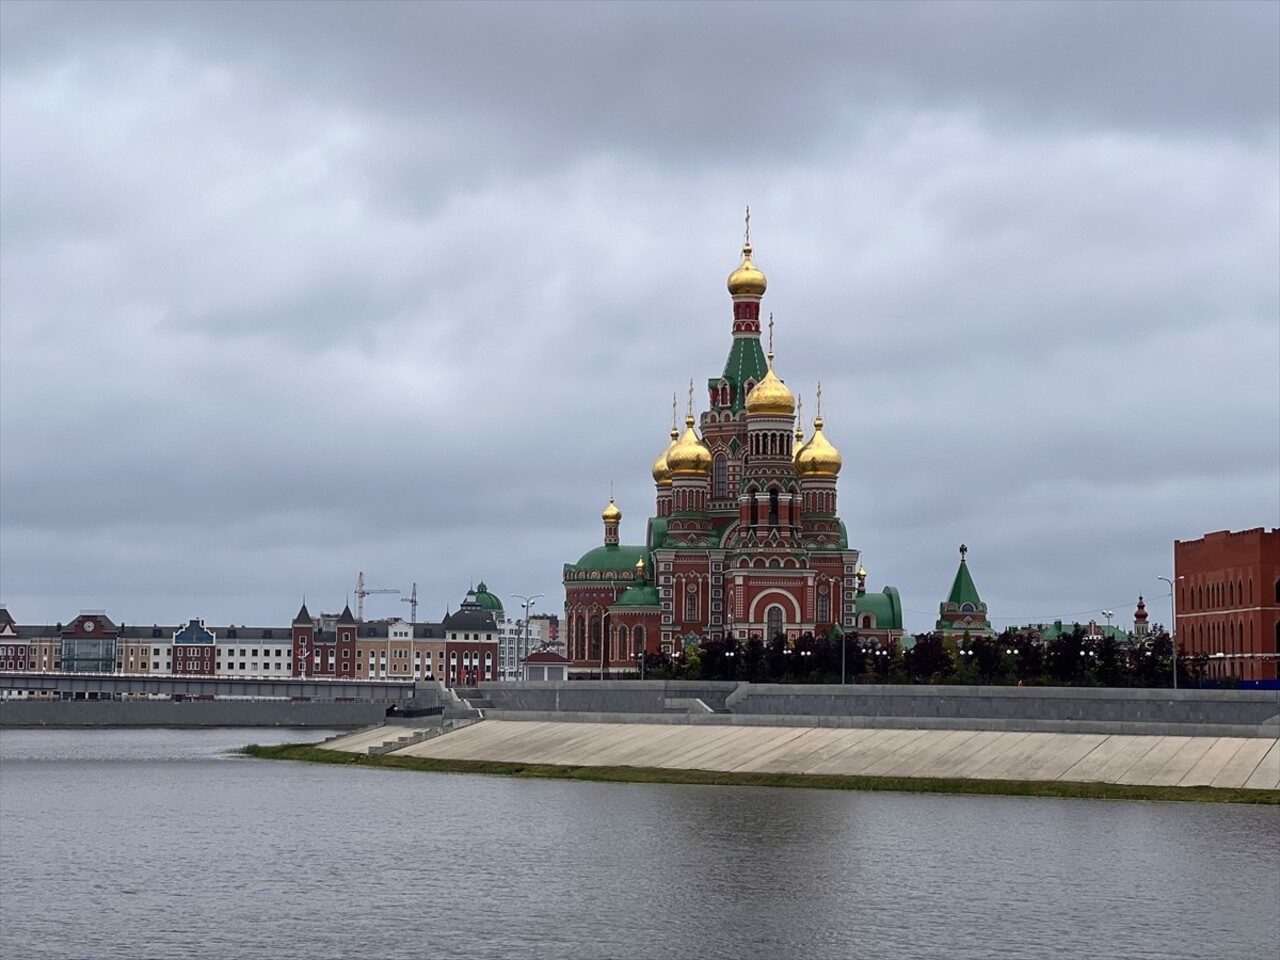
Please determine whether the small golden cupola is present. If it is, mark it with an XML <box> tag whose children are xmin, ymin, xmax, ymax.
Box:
<box><xmin>666</xmin><ymin>413</ymin><xmax>712</xmax><ymax>475</ymax></box>
<box><xmin>727</xmin><ymin>242</ymin><xmax>767</xmax><ymax>298</ymax></box>
<box><xmin>651</xmin><ymin>424</ymin><xmax>679</xmax><ymax>486</ymax></box>
<box><xmin>745</xmin><ymin>353</ymin><xmax>795</xmax><ymax>417</ymax></box>
<box><xmin>601</xmin><ymin>498</ymin><xmax>623</xmax><ymax>524</ymax></box>
<box><xmin>796</xmin><ymin>416</ymin><xmax>842</xmax><ymax>477</ymax></box>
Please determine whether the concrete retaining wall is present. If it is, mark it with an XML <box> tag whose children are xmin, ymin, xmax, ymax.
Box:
<box><xmin>727</xmin><ymin>684</ymin><xmax>1280</xmax><ymax>729</ymax></box>
<box><xmin>475</xmin><ymin>682</ymin><xmax>1279</xmax><ymax>737</ymax></box>
<box><xmin>481</xmin><ymin>709</ymin><xmax>1274</xmax><ymax>738</ymax></box>
<box><xmin>0</xmin><ymin>700</ymin><xmax>388</xmax><ymax>727</ymax></box>
<box><xmin>476</xmin><ymin>681</ymin><xmax>738</xmax><ymax>714</ymax></box>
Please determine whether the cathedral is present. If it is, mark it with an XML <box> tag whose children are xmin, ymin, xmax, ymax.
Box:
<box><xmin>562</xmin><ymin>228</ymin><xmax>903</xmax><ymax>676</ymax></box>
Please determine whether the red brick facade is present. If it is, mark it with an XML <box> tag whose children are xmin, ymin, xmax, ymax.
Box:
<box><xmin>1175</xmin><ymin>527</ymin><xmax>1279</xmax><ymax>681</ymax></box>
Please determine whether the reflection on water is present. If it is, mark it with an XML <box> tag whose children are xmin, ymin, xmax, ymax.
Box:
<box><xmin>1</xmin><ymin>729</ymin><xmax>1276</xmax><ymax>960</ymax></box>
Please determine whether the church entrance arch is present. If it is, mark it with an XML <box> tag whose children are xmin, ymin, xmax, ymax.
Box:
<box><xmin>766</xmin><ymin>606</ymin><xmax>783</xmax><ymax>643</ymax></box>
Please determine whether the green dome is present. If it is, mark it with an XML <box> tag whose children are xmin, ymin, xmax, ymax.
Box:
<box><xmin>613</xmin><ymin>583</ymin><xmax>660</xmax><ymax>608</ymax></box>
<box><xmin>472</xmin><ymin>581</ymin><xmax>504</xmax><ymax>613</ymax></box>
<box><xmin>855</xmin><ymin>587</ymin><xmax>903</xmax><ymax>631</ymax></box>
<box><xmin>565</xmin><ymin>545</ymin><xmax>650</xmax><ymax>583</ymax></box>
<box><xmin>563</xmin><ymin>544</ymin><xmax>647</xmax><ymax>582</ymax></box>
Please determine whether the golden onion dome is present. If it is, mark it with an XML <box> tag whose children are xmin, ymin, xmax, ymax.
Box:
<box><xmin>666</xmin><ymin>414</ymin><xmax>712</xmax><ymax>475</ymax></box>
<box><xmin>601</xmin><ymin>498</ymin><xmax>622</xmax><ymax>523</ymax></box>
<box><xmin>745</xmin><ymin>356</ymin><xmax>795</xmax><ymax>417</ymax></box>
<box><xmin>651</xmin><ymin>425</ymin><xmax>679</xmax><ymax>486</ymax></box>
<box><xmin>727</xmin><ymin>243</ymin><xmax>767</xmax><ymax>298</ymax></box>
<box><xmin>796</xmin><ymin>417</ymin><xmax>842</xmax><ymax>476</ymax></box>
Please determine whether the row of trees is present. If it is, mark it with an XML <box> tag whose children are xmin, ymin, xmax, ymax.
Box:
<box><xmin>636</xmin><ymin>626</ymin><xmax>1209</xmax><ymax>688</ymax></box>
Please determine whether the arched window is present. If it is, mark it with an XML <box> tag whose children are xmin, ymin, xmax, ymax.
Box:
<box><xmin>575</xmin><ymin>615</ymin><xmax>586</xmax><ymax>660</ymax></box>
<box><xmin>616</xmin><ymin>625</ymin><xmax>628</xmax><ymax>660</ymax></box>
<box><xmin>634</xmin><ymin>625</ymin><xmax>645</xmax><ymax>658</ymax></box>
<box><xmin>1274</xmin><ymin>579</ymin><xmax>1279</xmax><ymax>604</ymax></box>
<box><xmin>749</xmin><ymin>494</ymin><xmax>758</xmax><ymax>526</ymax></box>
<box><xmin>685</xmin><ymin>590</ymin><xmax>698</xmax><ymax>622</ymax></box>
<box><xmin>590</xmin><ymin>618</ymin><xmax>602</xmax><ymax>659</ymax></box>
<box><xmin>861</xmin><ymin>614</ymin><xmax>873</xmax><ymax>629</ymax></box>
<box><xmin>713</xmin><ymin>454</ymin><xmax>728</xmax><ymax>499</ymax></box>
<box><xmin>766</xmin><ymin>606</ymin><xmax>784</xmax><ymax>643</ymax></box>
<box><xmin>817</xmin><ymin>594</ymin><xmax>829</xmax><ymax>623</ymax></box>
<box><xmin>769</xmin><ymin>489</ymin><xmax>779</xmax><ymax>526</ymax></box>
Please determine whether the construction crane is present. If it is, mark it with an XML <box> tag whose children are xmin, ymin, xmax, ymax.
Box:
<box><xmin>355</xmin><ymin>571</ymin><xmax>400</xmax><ymax>621</ymax></box>
<box><xmin>401</xmin><ymin>582</ymin><xmax>419</xmax><ymax>625</ymax></box>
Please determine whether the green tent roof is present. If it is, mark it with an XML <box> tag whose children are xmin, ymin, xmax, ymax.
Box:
<box><xmin>945</xmin><ymin>556</ymin><xmax>984</xmax><ymax>608</ymax></box>
<box><xmin>712</xmin><ymin>335</ymin><xmax>769</xmax><ymax>413</ymax></box>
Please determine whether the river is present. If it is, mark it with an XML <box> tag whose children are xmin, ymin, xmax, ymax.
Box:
<box><xmin>0</xmin><ymin>728</ymin><xmax>1276</xmax><ymax>960</ymax></box>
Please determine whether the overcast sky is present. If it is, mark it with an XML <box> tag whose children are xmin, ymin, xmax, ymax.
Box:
<box><xmin>2</xmin><ymin>0</ymin><xmax>1277</xmax><ymax>634</ymax></box>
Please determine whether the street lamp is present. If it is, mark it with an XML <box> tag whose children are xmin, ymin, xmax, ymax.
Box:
<box><xmin>1157</xmin><ymin>576</ymin><xmax>1182</xmax><ymax>690</ymax></box>
<box><xmin>510</xmin><ymin>593</ymin><xmax>543</xmax><ymax>682</ymax></box>
<box><xmin>1102</xmin><ymin>610</ymin><xmax>1113</xmax><ymax>633</ymax></box>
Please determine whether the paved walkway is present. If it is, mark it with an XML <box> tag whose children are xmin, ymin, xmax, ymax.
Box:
<box><xmin>323</xmin><ymin>721</ymin><xmax>1280</xmax><ymax>790</ymax></box>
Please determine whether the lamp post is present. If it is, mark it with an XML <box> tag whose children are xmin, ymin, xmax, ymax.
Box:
<box><xmin>1157</xmin><ymin>576</ymin><xmax>1182</xmax><ymax>690</ymax></box>
<box><xmin>1102</xmin><ymin>610</ymin><xmax>1113</xmax><ymax>634</ymax></box>
<box><xmin>600</xmin><ymin>610</ymin><xmax>609</xmax><ymax>681</ymax></box>
<box><xmin>510</xmin><ymin>593</ymin><xmax>543</xmax><ymax>682</ymax></box>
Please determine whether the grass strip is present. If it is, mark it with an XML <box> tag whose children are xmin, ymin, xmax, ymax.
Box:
<box><xmin>240</xmin><ymin>743</ymin><xmax>1279</xmax><ymax>805</ymax></box>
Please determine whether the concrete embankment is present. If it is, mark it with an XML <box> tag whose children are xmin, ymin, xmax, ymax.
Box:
<box><xmin>0</xmin><ymin>699</ymin><xmax>389</xmax><ymax>727</ymax></box>
<box><xmin>470</xmin><ymin>681</ymin><xmax>1280</xmax><ymax>738</ymax></box>
<box><xmin>319</xmin><ymin>684</ymin><xmax>1280</xmax><ymax>790</ymax></box>
<box><xmin>324</xmin><ymin>719</ymin><xmax>1280</xmax><ymax>791</ymax></box>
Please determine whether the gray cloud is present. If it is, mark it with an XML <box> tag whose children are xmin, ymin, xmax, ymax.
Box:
<box><xmin>1</xmin><ymin>0</ymin><xmax>1276</xmax><ymax>632</ymax></box>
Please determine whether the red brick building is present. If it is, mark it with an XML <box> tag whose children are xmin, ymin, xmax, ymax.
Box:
<box><xmin>1175</xmin><ymin>527</ymin><xmax>1279</xmax><ymax>681</ymax></box>
<box><xmin>441</xmin><ymin>596</ymin><xmax>499</xmax><ymax>687</ymax></box>
<box><xmin>563</xmin><ymin>231</ymin><xmax>903</xmax><ymax>677</ymax></box>
<box><xmin>171</xmin><ymin>618</ymin><xmax>216</xmax><ymax>676</ymax></box>
<box><xmin>290</xmin><ymin>603</ymin><xmax>358</xmax><ymax>678</ymax></box>
<box><xmin>0</xmin><ymin>607</ymin><xmax>29</xmax><ymax>672</ymax></box>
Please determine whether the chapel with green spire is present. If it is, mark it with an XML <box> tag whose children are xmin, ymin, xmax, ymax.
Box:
<box><xmin>935</xmin><ymin>544</ymin><xmax>994</xmax><ymax>637</ymax></box>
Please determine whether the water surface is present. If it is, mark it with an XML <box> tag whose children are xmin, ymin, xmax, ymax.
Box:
<box><xmin>1</xmin><ymin>728</ymin><xmax>1275</xmax><ymax>960</ymax></box>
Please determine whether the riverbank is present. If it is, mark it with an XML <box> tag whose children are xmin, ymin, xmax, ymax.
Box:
<box><xmin>242</xmin><ymin>742</ymin><xmax>1279</xmax><ymax>804</ymax></box>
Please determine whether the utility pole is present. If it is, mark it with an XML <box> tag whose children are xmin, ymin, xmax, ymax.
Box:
<box><xmin>510</xmin><ymin>593</ymin><xmax>543</xmax><ymax>682</ymax></box>
<box><xmin>1157</xmin><ymin>576</ymin><xmax>1183</xmax><ymax>689</ymax></box>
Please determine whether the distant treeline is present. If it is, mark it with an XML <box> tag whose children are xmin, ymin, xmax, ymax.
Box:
<box><xmin>636</xmin><ymin>627</ymin><xmax>1213</xmax><ymax>688</ymax></box>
